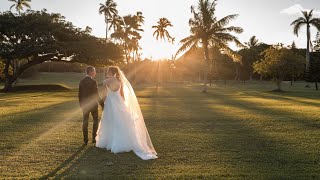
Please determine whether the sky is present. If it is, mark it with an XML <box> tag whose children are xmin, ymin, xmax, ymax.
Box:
<box><xmin>1</xmin><ymin>0</ymin><xmax>320</xmax><ymax>60</ymax></box>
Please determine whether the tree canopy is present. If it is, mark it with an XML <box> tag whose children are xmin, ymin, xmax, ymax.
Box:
<box><xmin>0</xmin><ymin>10</ymin><xmax>123</xmax><ymax>91</ymax></box>
<box><xmin>253</xmin><ymin>46</ymin><xmax>304</xmax><ymax>91</ymax></box>
<box><xmin>175</xmin><ymin>0</ymin><xmax>244</xmax><ymax>93</ymax></box>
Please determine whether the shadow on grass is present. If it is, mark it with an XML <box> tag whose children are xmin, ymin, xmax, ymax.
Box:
<box><xmin>239</xmin><ymin>90</ymin><xmax>320</xmax><ymax>107</ymax></box>
<box><xmin>204</xmin><ymin>89</ymin><xmax>319</xmax><ymax>175</ymax></box>
<box><xmin>9</xmin><ymin>84</ymin><xmax>71</xmax><ymax>92</ymax></box>
<box><xmin>40</xmin><ymin>145</ymin><xmax>87</xmax><ymax>179</ymax></box>
<box><xmin>0</xmin><ymin>101</ymin><xmax>76</xmax><ymax>154</ymax></box>
<box><xmin>3</xmin><ymin>85</ymin><xmax>318</xmax><ymax>178</ymax></box>
<box><xmin>148</xmin><ymin>86</ymin><xmax>319</xmax><ymax>177</ymax></box>
<box><xmin>36</xmin><ymin>86</ymin><xmax>319</xmax><ymax>178</ymax></box>
<box><xmin>49</xmin><ymin>145</ymin><xmax>157</xmax><ymax>179</ymax></box>
<box><xmin>0</xmin><ymin>92</ymin><xmax>55</xmax><ymax>100</ymax></box>
<box><xmin>213</xmin><ymin>90</ymin><xmax>320</xmax><ymax>130</ymax></box>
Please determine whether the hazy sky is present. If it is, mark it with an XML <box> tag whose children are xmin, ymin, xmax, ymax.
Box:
<box><xmin>1</xmin><ymin>0</ymin><xmax>320</xmax><ymax>59</ymax></box>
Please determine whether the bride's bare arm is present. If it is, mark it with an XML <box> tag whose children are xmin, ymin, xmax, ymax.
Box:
<box><xmin>102</xmin><ymin>80</ymin><xmax>108</xmax><ymax>101</ymax></box>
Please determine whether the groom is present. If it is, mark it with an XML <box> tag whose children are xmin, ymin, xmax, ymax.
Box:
<box><xmin>78</xmin><ymin>66</ymin><xmax>104</xmax><ymax>145</ymax></box>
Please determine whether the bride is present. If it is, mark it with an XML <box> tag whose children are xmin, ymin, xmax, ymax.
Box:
<box><xmin>95</xmin><ymin>66</ymin><xmax>158</xmax><ymax>160</ymax></box>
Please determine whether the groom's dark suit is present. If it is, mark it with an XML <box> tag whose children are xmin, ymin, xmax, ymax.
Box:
<box><xmin>78</xmin><ymin>76</ymin><xmax>104</xmax><ymax>144</ymax></box>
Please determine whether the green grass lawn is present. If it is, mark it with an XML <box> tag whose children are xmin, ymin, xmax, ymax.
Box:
<box><xmin>0</xmin><ymin>73</ymin><xmax>320</xmax><ymax>178</ymax></box>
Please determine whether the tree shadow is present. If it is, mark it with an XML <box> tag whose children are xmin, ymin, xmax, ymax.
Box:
<box><xmin>240</xmin><ymin>90</ymin><xmax>320</xmax><ymax>107</ymax></box>
<box><xmin>0</xmin><ymin>92</ymin><xmax>54</xmax><ymax>101</ymax></box>
<box><xmin>0</xmin><ymin>100</ymin><xmax>76</xmax><ymax>155</ymax></box>
<box><xmin>203</xmin><ymin>90</ymin><xmax>320</xmax><ymax>176</ymax></box>
<box><xmin>49</xmin><ymin>86</ymin><xmax>317</xmax><ymax>178</ymax></box>
<box><xmin>3</xmin><ymin>85</ymin><xmax>317</xmax><ymax>178</ymax></box>
<box><xmin>143</xmin><ymin>86</ymin><xmax>320</xmax><ymax>177</ymax></box>
<box><xmin>212</xmin><ymin>91</ymin><xmax>320</xmax><ymax>130</ymax></box>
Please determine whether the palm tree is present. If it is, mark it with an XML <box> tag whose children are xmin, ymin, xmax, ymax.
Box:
<box><xmin>99</xmin><ymin>0</ymin><xmax>118</xmax><ymax>41</ymax></box>
<box><xmin>132</xmin><ymin>11</ymin><xmax>144</xmax><ymax>62</ymax></box>
<box><xmin>175</xmin><ymin>0</ymin><xmax>243</xmax><ymax>93</ymax></box>
<box><xmin>9</xmin><ymin>0</ymin><xmax>31</xmax><ymax>14</ymax></box>
<box><xmin>135</xmin><ymin>11</ymin><xmax>145</xmax><ymax>25</ymax></box>
<box><xmin>152</xmin><ymin>18</ymin><xmax>175</xmax><ymax>43</ymax></box>
<box><xmin>152</xmin><ymin>17</ymin><xmax>175</xmax><ymax>89</ymax></box>
<box><xmin>108</xmin><ymin>14</ymin><xmax>123</xmax><ymax>33</ymax></box>
<box><xmin>245</xmin><ymin>36</ymin><xmax>261</xmax><ymax>48</ymax></box>
<box><xmin>291</xmin><ymin>10</ymin><xmax>320</xmax><ymax>74</ymax></box>
<box><xmin>243</xmin><ymin>36</ymin><xmax>261</xmax><ymax>80</ymax></box>
<box><xmin>111</xmin><ymin>14</ymin><xmax>144</xmax><ymax>64</ymax></box>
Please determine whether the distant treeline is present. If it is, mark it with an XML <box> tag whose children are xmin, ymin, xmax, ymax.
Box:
<box><xmin>0</xmin><ymin>44</ymin><xmax>308</xmax><ymax>84</ymax></box>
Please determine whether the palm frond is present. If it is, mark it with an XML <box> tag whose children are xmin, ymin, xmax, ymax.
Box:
<box><xmin>21</xmin><ymin>2</ymin><xmax>31</xmax><ymax>9</ymax></box>
<box><xmin>9</xmin><ymin>4</ymin><xmax>15</xmax><ymax>10</ymax></box>
<box><xmin>219</xmin><ymin>26</ymin><xmax>243</xmax><ymax>34</ymax></box>
<box><xmin>310</xmin><ymin>18</ymin><xmax>320</xmax><ymax>31</ymax></box>
<box><xmin>291</xmin><ymin>17</ymin><xmax>306</xmax><ymax>26</ymax></box>
<box><xmin>217</xmin><ymin>42</ymin><xmax>242</xmax><ymax>62</ymax></box>
<box><xmin>175</xmin><ymin>35</ymin><xmax>198</xmax><ymax>58</ymax></box>
<box><xmin>293</xmin><ymin>21</ymin><xmax>305</xmax><ymax>36</ymax></box>
<box><xmin>214</xmin><ymin>14</ymin><xmax>239</xmax><ymax>27</ymax></box>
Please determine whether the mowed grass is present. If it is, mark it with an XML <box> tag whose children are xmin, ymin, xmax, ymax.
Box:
<box><xmin>0</xmin><ymin>73</ymin><xmax>320</xmax><ymax>178</ymax></box>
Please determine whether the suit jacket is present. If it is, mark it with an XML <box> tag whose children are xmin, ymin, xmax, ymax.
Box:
<box><xmin>78</xmin><ymin>76</ymin><xmax>103</xmax><ymax>111</ymax></box>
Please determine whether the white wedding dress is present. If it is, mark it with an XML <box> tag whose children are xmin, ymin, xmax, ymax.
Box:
<box><xmin>95</xmin><ymin>71</ymin><xmax>157</xmax><ymax>160</ymax></box>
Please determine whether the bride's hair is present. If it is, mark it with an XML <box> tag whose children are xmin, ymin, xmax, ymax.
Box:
<box><xmin>107</xmin><ymin>66</ymin><xmax>121</xmax><ymax>80</ymax></box>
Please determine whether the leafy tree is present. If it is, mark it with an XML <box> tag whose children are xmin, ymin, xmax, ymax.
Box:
<box><xmin>209</xmin><ymin>47</ymin><xmax>235</xmax><ymax>84</ymax></box>
<box><xmin>99</xmin><ymin>0</ymin><xmax>118</xmax><ymax>41</ymax></box>
<box><xmin>0</xmin><ymin>10</ymin><xmax>122</xmax><ymax>92</ymax></box>
<box><xmin>314</xmin><ymin>32</ymin><xmax>320</xmax><ymax>51</ymax></box>
<box><xmin>9</xmin><ymin>0</ymin><xmax>31</xmax><ymax>14</ymax></box>
<box><xmin>0</xmin><ymin>59</ymin><xmax>12</xmax><ymax>80</ymax></box>
<box><xmin>238</xmin><ymin>36</ymin><xmax>262</xmax><ymax>80</ymax></box>
<box><xmin>175</xmin><ymin>0</ymin><xmax>243</xmax><ymax>93</ymax></box>
<box><xmin>291</xmin><ymin>41</ymin><xmax>297</xmax><ymax>49</ymax></box>
<box><xmin>253</xmin><ymin>46</ymin><xmax>304</xmax><ymax>91</ymax></box>
<box><xmin>308</xmin><ymin>52</ymin><xmax>320</xmax><ymax>90</ymax></box>
<box><xmin>291</xmin><ymin>10</ymin><xmax>320</xmax><ymax>74</ymax></box>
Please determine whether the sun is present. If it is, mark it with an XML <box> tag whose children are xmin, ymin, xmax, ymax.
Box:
<box><xmin>141</xmin><ymin>40</ymin><xmax>177</xmax><ymax>60</ymax></box>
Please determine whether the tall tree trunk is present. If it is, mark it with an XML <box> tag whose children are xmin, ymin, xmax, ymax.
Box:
<box><xmin>124</xmin><ymin>44</ymin><xmax>129</xmax><ymax>64</ymax></box>
<box><xmin>306</xmin><ymin>25</ymin><xmax>311</xmax><ymax>72</ymax></box>
<box><xmin>304</xmin><ymin>25</ymin><xmax>311</xmax><ymax>88</ymax></box>
<box><xmin>156</xmin><ymin>60</ymin><xmax>160</xmax><ymax>90</ymax></box>
<box><xmin>3</xmin><ymin>58</ymin><xmax>42</xmax><ymax>92</ymax></box>
<box><xmin>315</xmin><ymin>82</ymin><xmax>318</xmax><ymax>90</ymax></box>
<box><xmin>202</xmin><ymin>40</ymin><xmax>209</xmax><ymax>93</ymax></box>
<box><xmin>105</xmin><ymin>16</ymin><xmax>109</xmax><ymax>43</ymax></box>
<box><xmin>13</xmin><ymin>60</ymin><xmax>18</xmax><ymax>85</ymax></box>
<box><xmin>133</xmin><ymin>51</ymin><xmax>137</xmax><ymax>82</ymax></box>
<box><xmin>3</xmin><ymin>59</ymin><xmax>12</xmax><ymax>92</ymax></box>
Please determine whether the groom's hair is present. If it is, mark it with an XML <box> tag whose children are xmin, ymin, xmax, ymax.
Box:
<box><xmin>86</xmin><ymin>66</ymin><xmax>95</xmax><ymax>74</ymax></box>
